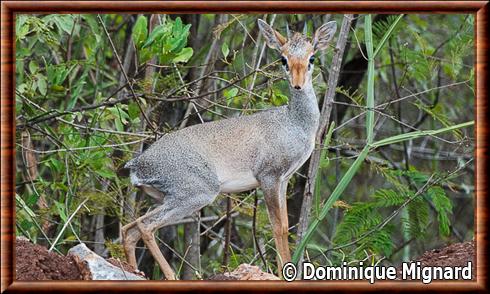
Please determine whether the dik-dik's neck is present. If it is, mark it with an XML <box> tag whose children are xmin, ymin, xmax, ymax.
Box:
<box><xmin>287</xmin><ymin>81</ymin><xmax>320</xmax><ymax>132</ymax></box>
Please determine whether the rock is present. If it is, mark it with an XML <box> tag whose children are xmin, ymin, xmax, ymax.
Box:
<box><xmin>218</xmin><ymin>264</ymin><xmax>280</xmax><ymax>280</ymax></box>
<box><xmin>68</xmin><ymin>243</ymin><xmax>145</xmax><ymax>280</ymax></box>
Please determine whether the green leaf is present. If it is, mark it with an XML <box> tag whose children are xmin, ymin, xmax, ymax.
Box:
<box><xmin>37</xmin><ymin>76</ymin><xmax>47</xmax><ymax>96</ymax></box>
<box><xmin>54</xmin><ymin>201</ymin><xmax>68</xmax><ymax>223</ymax></box>
<box><xmin>427</xmin><ymin>186</ymin><xmax>453</xmax><ymax>237</ymax></box>
<box><xmin>139</xmin><ymin>48</ymin><xmax>152</xmax><ymax>63</ymax></box>
<box><xmin>51</xmin><ymin>85</ymin><xmax>65</xmax><ymax>92</ymax></box>
<box><xmin>172</xmin><ymin>47</ymin><xmax>193</xmax><ymax>63</ymax></box>
<box><xmin>55</xmin><ymin>15</ymin><xmax>76</xmax><ymax>34</ymax></box>
<box><xmin>95</xmin><ymin>167</ymin><xmax>115</xmax><ymax>178</ymax></box>
<box><xmin>47</xmin><ymin>157</ymin><xmax>63</xmax><ymax>173</ymax></box>
<box><xmin>142</xmin><ymin>26</ymin><xmax>166</xmax><ymax>49</ymax></box>
<box><xmin>221</xmin><ymin>42</ymin><xmax>230</xmax><ymax>59</ymax></box>
<box><xmin>169</xmin><ymin>34</ymin><xmax>187</xmax><ymax>53</ymax></box>
<box><xmin>172</xmin><ymin>17</ymin><xmax>183</xmax><ymax>36</ymax></box>
<box><xmin>29</xmin><ymin>61</ymin><xmax>39</xmax><ymax>74</ymax></box>
<box><xmin>128</xmin><ymin>102</ymin><xmax>140</xmax><ymax>120</ymax></box>
<box><xmin>372</xmin><ymin>189</ymin><xmax>406</xmax><ymax>207</ymax></box>
<box><xmin>373</xmin><ymin>14</ymin><xmax>404</xmax><ymax>58</ymax></box>
<box><xmin>115</xmin><ymin>117</ymin><xmax>124</xmax><ymax>132</ymax></box>
<box><xmin>271</xmin><ymin>89</ymin><xmax>288</xmax><ymax>106</ymax></box>
<box><xmin>132</xmin><ymin>15</ymin><xmax>148</xmax><ymax>49</ymax></box>
<box><xmin>224</xmin><ymin>87</ymin><xmax>239</xmax><ymax>105</ymax></box>
<box><xmin>16</xmin><ymin>194</ymin><xmax>37</xmax><ymax>218</ymax></box>
<box><xmin>15</xmin><ymin>15</ymin><xmax>29</xmax><ymax>41</ymax></box>
<box><xmin>365</xmin><ymin>14</ymin><xmax>375</xmax><ymax>144</ymax></box>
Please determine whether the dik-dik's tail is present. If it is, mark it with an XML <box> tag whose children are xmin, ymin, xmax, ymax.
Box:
<box><xmin>124</xmin><ymin>158</ymin><xmax>137</xmax><ymax>169</ymax></box>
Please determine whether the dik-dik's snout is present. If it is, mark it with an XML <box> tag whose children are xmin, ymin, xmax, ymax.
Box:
<box><xmin>290</xmin><ymin>64</ymin><xmax>307</xmax><ymax>90</ymax></box>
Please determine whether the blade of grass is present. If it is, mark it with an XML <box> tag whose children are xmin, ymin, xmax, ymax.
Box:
<box><xmin>365</xmin><ymin>14</ymin><xmax>375</xmax><ymax>144</ymax></box>
<box><xmin>49</xmin><ymin>197</ymin><xmax>88</xmax><ymax>252</ymax></box>
<box><xmin>371</xmin><ymin>121</ymin><xmax>474</xmax><ymax>148</ymax></box>
<box><xmin>293</xmin><ymin>145</ymin><xmax>370</xmax><ymax>264</ymax></box>
<box><xmin>373</xmin><ymin>14</ymin><xmax>404</xmax><ymax>59</ymax></box>
<box><xmin>16</xmin><ymin>194</ymin><xmax>61</xmax><ymax>253</ymax></box>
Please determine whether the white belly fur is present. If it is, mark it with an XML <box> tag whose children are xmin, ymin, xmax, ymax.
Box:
<box><xmin>218</xmin><ymin>170</ymin><xmax>259</xmax><ymax>193</ymax></box>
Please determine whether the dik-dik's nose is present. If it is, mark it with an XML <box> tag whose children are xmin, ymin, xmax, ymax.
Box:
<box><xmin>291</xmin><ymin>78</ymin><xmax>305</xmax><ymax>90</ymax></box>
<box><xmin>291</xmin><ymin>66</ymin><xmax>306</xmax><ymax>90</ymax></box>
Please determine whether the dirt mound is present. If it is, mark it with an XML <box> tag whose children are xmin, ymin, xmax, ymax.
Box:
<box><xmin>416</xmin><ymin>241</ymin><xmax>475</xmax><ymax>279</ymax></box>
<box><xmin>397</xmin><ymin>240</ymin><xmax>475</xmax><ymax>280</ymax></box>
<box><xmin>16</xmin><ymin>238</ymin><xmax>82</xmax><ymax>280</ymax></box>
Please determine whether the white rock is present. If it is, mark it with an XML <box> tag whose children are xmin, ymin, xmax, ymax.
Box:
<box><xmin>68</xmin><ymin>243</ymin><xmax>145</xmax><ymax>280</ymax></box>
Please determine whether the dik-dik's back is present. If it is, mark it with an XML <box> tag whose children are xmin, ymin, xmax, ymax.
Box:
<box><xmin>127</xmin><ymin>101</ymin><xmax>317</xmax><ymax>196</ymax></box>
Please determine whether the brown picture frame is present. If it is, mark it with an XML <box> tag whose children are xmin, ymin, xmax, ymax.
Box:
<box><xmin>1</xmin><ymin>1</ymin><xmax>488</xmax><ymax>292</ymax></box>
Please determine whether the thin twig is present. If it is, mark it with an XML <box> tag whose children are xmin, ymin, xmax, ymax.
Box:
<box><xmin>252</xmin><ymin>191</ymin><xmax>267</xmax><ymax>268</ymax></box>
<box><xmin>222</xmin><ymin>195</ymin><xmax>232</xmax><ymax>266</ymax></box>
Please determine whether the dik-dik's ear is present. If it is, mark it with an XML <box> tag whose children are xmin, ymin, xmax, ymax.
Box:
<box><xmin>257</xmin><ymin>19</ymin><xmax>287</xmax><ymax>51</ymax></box>
<box><xmin>313</xmin><ymin>21</ymin><xmax>337</xmax><ymax>52</ymax></box>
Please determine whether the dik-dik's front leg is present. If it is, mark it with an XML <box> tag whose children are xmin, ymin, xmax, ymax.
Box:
<box><xmin>261</xmin><ymin>178</ymin><xmax>292</xmax><ymax>273</ymax></box>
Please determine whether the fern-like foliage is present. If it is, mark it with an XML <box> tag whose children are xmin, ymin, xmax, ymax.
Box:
<box><xmin>372</xmin><ymin>15</ymin><xmax>403</xmax><ymax>47</ymax></box>
<box><xmin>372</xmin><ymin>189</ymin><xmax>407</xmax><ymax>207</ymax></box>
<box><xmin>333</xmin><ymin>167</ymin><xmax>453</xmax><ymax>262</ymax></box>
<box><xmin>333</xmin><ymin>187</ymin><xmax>407</xmax><ymax>256</ymax></box>
<box><xmin>405</xmin><ymin>194</ymin><xmax>430</xmax><ymax>239</ymax></box>
<box><xmin>427</xmin><ymin>186</ymin><xmax>453</xmax><ymax>236</ymax></box>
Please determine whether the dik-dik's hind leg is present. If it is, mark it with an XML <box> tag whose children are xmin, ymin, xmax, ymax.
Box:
<box><xmin>123</xmin><ymin>185</ymin><xmax>219</xmax><ymax>280</ymax></box>
<box><xmin>135</xmin><ymin>214</ymin><xmax>176</xmax><ymax>280</ymax></box>
<box><xmin>121</xmin><ymin>186</ymin><xmax>164</xmax><ymax>269</ymax></box>
<box><xmin>122</xmin><ymin>204</ymin><xmax>179</xmax><ymax>280</ymax></box>
<box><xmin>121</xmin><ymin>221</ymin><xmax>141</xmax><ymax>268</ymax></box>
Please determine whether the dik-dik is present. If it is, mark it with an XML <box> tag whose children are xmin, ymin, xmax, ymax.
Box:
<box><xmin>122</xmin><ymin>19</ymin><xmax>337</xmax><ymax>280</ymax></box>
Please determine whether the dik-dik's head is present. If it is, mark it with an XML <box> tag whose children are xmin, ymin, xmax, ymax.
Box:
<box><xmin>258</xmin><ymin>19</ymin><xmax>337</xmax><ymax>91</ymax></box>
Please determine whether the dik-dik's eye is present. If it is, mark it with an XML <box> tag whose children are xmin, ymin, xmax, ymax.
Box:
<box><xmin>280</xmin><ymin>56</ymin><xmax>289</xmax><ymax>71</ymax></box>
<box><xmin>308</xmin><ymin>56</ymin><xmax>315</xmax><ymax>71</ymax></box>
